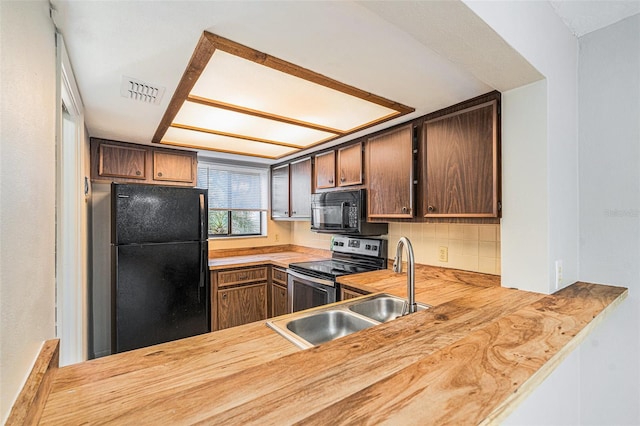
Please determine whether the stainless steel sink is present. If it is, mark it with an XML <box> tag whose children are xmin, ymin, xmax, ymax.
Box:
<box><xmin>266</xmin><ymin>293</ymin><xmax>431</xmax><ymax>349</ymax></box>
<box><xmin>348</xmin><ymin>294</ymin><xmax>430</xmax><ymax>323</ymax></box>
<box><xmin>286</xmin><ymin>310</ymin><xmax>377</xmax><ymax>346</ymax></box>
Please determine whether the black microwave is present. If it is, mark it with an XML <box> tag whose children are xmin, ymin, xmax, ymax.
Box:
<box><xmin>310</xmin><ymin>189</ymin><xmax>388</xmax><ymax>236</ymax></box>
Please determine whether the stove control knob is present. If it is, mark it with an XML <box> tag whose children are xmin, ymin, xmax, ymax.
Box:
<box><xmin>365</xmin><ymin>244</ymin><xmax>371</xmax><ymax>250</ymax></box>
<box><xmin>372</xmin><ymin>245</ymin><xmax>378</xmax><ymax>251</ymax></box>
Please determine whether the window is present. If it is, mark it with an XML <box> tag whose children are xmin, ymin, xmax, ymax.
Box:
<box><xmin>197</xmin><ymin>161</ymin><xmax>268</xmax><ymax>237</ymax></box>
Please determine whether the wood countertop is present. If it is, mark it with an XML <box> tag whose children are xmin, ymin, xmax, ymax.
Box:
<box><xmin>209</xmin><ymin>251</ymin><xmax>327</xmax><ymax>270</ymax></box>
<box><xmin>37</xmin><ymin>259</ymin><xmax>627</xmax><ymax>425</ymax></box>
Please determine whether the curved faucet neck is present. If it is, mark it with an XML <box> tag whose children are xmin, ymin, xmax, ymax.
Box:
<box><xmin>393</xmin><ymin>237</ymin><xmax>417</xmax><ymax>314</ymax></box>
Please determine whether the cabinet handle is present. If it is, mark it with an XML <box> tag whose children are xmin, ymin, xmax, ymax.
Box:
<box><xmin>157</xmin><ymin>172</ymin><xmax>163</xmax><ymax>177</ymax></box>
<box><xmin>222</xmin><ymin>294</ymin><xmax>227</xmax><ymax>300</ymax></box>
<box><xmin>136</xmin><ymin>170</ymin><xmax>141</xmax><ymax>176</ymax></box>
<box><xmin>428</xmin><ymin>205</ymin><xmax>435</xmax><ymax>212</ymax></box>
<box><xmin>238</xmin><ymin>275</ymin><xmax>247</xmax><ymax>280</ymax></box>
<box><xmin>328</xmin><ymin>179</ymin><xmax>334</xmax><ymax>184</ymax></box>
<box><xmin>284</xmin><ymin>211</ymin><xmax>288</xmax><ymax>215</ymax></box>
<box><xmin>402</xmin><ymin>206</ymin><xmax>410</xmax><ymax>214</ymax></box>
<box><xmin>340</xmin><ymin>176</ymin><xmax>346</xmax><ymax>183</ymax></box>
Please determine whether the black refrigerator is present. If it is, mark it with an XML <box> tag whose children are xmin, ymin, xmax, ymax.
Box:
<box><xmin>111</xmin><ymin>183</ymin><xmax>210</xmax><ymax>353</ymax></box>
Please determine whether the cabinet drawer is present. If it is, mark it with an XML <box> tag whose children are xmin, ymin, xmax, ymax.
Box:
<box><xmin>341</xmin><ymin>286</ymin><xmax>370</xmax><ymax>300</ymax></box>
<box><xmin>272</xmin><ymin>267</ymin><xmax>287</xmax><ymax>285</ymax></box>
<box><xmin>217</xmin><ymin>266</ymin><xmax>268</xmax><ymax>287</ymax></box>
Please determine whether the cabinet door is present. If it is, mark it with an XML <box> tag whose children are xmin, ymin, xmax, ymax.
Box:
<box><xmin>340</xmin><ymin>286</ymin><xmax>369</xmax><ymax>301</ymax></box>
<box><xmin>367</xmin><ymin>125</ymin><xmax>414</xmax><ymax>219</ymax></box>
<box><xmin>271</xmin><ymin>164</ymin><xmax>290</xmax><ymax>218</ymax></box>
<box><xmin>270</xmin><ymin>282</ymin><xmax>289</xmax><ymax>318</ymax></box>
<box><xmin>337</xmin><ymin>142</ymin><xmax>363</xmax><ymax>187</ymax></box>
<box><xmin>290</xmin><ymin>158</ymin><xmax>311</xmax><ymax>218</ymax></box>
<box><xmin>423</xmin><ymin>100</ymin><xmax>499</xmax><ymax>217</ymax></box>
<box><xmin>314</xmin><ymin>151</ymin><xmax>336</xmax><ymax>189</ymax></box>
<box><xmin>99</xmin><ymin>143</ymin><xmax>147</xmax><ymax>180</ymax></box>
<box><xmin>152</xmin><ymin>150</ymin><xmax>195</xmax><ymax>184</ymax></box>
<box><xmin>217</xmin><ymin>283</ymin><xmax>267</xmax><ymax>330</ymax></box>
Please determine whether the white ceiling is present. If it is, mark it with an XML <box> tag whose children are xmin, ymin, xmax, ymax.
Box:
<box><xmin>51</xmin><ymin>0</ymin><xmax>634</xmax><ymax>164</ymax></box>
<box><xmin>549</xmin><ymin>0</ymin><xmax>640</xmax><ymax>37</ymax></box>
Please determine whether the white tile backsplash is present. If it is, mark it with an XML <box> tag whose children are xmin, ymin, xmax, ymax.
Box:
<box><xmin>287</xmin><ymin>221</ymin><xmax>501</xmax><ymax>276</ymax></box>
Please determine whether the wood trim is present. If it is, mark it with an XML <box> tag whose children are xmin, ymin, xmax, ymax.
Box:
<box><xmin>170</xmin><ymin>123</ymin><xmax>302</xmax><ymax>148</ymax></box>
<box><xmin>152</xmin><ymin>33</ymin><xmax>218</xmax><ymax>143</ymax></box>
<box><xmin>201</xmin><ymin>32</ymin><xmax>415</xmax><ymax>115</ymax></box>
<box><xmin>159</xmin><ymin>140</ymin><xmax>282</xmax><ymax>160</ymax></box>
<box><xmin>6</xmin><ymin>339</ymin><xmax>60</xmax><ymax>425</ymax></box>
<box><xmin>187</xmin><ymin>96</ymin><xmax>344</xmax><ymax>136</ymax></box>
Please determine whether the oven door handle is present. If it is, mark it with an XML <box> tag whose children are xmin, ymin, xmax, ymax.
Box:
<box><xmin>286</xmin><ymin>269</ymin><xmax>336</xmax><ymax>287</ymax></box>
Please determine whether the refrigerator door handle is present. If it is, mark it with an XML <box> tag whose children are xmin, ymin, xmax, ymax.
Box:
<box><xmin>200</xmin><ymin>244</ymin><xmax>206</xmax><ymax>289</ymax></box>
<box><xmin>199</xmin><ymin>193</ymin><xmax>206</xmax><ymax>239</ymax></box>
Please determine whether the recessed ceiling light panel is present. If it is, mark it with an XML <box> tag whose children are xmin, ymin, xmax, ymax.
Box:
<box><xmin>153</xmin><ymin>32</ymin><xmax>414</xmax><ymax>159</ymax></box>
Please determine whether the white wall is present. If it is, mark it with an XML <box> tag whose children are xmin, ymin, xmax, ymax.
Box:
<box><xmin>463</xmin><ymin>0</ymin><xmax>579</xmax><ymax>294</ymax></box>
<box><xmin>0</xmin><ymin>0</ymin><xmax>57</xmax><ymax>421</ymax></box>
<box><xmin>577</xmin><ymin>14</ymin><xmax>640</xmax><ymax>425</ymax></box>
<box><xmin>462</xmin><ymin>1</ymin><xmax>639</xmax><ymax>424</ymax></box>
<box><xmin>501</xmin><ymin>80</ymin><xmax>549</xmax><ymax>292</ymax></box>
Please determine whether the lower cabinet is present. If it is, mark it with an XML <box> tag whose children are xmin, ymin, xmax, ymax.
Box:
<box><xmin>270</xmin><ymin>267</ymin><xmax>289</xmax><ymax>318</ymax></box>
<box><xmin>212</xmin><ymin>266</ymin><xmax>268</xmax><ymax>331</ymax></box>
<box><xmin>340</xmin><ymin>286</ymin><xmax>369</xmax><ymax>300</ymax></box>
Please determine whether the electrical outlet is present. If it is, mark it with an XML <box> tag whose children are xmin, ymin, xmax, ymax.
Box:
<box><xmin>555</xmin><ymin>260</ymin><xmax>563</xmax><ymax>290</ymax></box>
<box><xmin>439</xmin><ymin>246</ymin><xmax>448</xmax><ymax>262</ymax></box>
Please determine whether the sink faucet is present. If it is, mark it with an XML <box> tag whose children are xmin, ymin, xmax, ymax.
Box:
<box><xmin>393</xmin><ymin>237</ymin><xmax>417</xmax><ymax>314</ymax></box>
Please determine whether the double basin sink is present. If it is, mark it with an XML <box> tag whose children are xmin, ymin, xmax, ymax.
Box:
<box><xmin>266</xmin><ymin>294</ymin><xmax>430</xmax><ymax>349</ymax></box>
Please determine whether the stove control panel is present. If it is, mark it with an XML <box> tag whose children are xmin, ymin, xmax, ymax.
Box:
<box><xmin>331</xmin><ymin>235</ymin><xmax>386</xmax><ymax>258</ymax></box>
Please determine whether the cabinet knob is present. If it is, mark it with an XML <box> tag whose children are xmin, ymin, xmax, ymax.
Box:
<box><xmin>157</xmin><ymin>172</ymin><xmax>163</xmax><ymax>177</ymax></box>
<box><xmin>292</xmin><ymin>211</ymin><xmax>296</xmax><ymax>215</ymax></box>
<box><xmin>222</xmin><ymin>294</ymin><xmax>227</xmax><ymax>300</ymax></box>
<box><xmin>284</xmin><ymin>211</ymin><xmax>288</xmax><ymax>215</ymax></box>
<box><xmin>328</xmin><ymin>179</ymin><xmax>334</xmax><ymax>184</ymax></box>
<box><xmin>402</xmin><ymin>206</ymin><xmax>409</xmax><ymax>213</ymax></box>
<box><xmin>428</xmin><ymin>205</ymin><xmax>435</xmax><ymax>212</ymax></box>
<box><xmin>136</xmin><ymin>170</ymin><xmax>141</xmax><ymax>176</ymax></box>
<box><xmin>340</xmin><ymin>176</ymin><xmax>346</xmax><ymax>183</ymax></box>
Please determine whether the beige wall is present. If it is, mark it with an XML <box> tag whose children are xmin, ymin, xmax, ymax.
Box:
<box><xmin>208</xmin><ymin>217</ymin><xmax>292</xmax><ymax>251</ymax></box>
<box><xmin>291</xmin><ymin>221</ymin><xmax>501</xmax><ymax>275</ymax></box>
<box><xmin>0</xmin><ymin>0</ymin><xmax>57</xmax><ymax>421</ymax></box>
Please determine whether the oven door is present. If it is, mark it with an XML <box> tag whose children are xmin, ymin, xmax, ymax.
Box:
<box><xmin>287</xmin><ymin>270</ymin><xmax>337</xmax><ymax>313</ymax></box>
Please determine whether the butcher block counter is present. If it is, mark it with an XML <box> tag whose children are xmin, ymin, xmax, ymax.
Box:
<box><xmin>23</xmin><ymin>257</ymin><xmax>626</xmax><ymax>424</ymax></box>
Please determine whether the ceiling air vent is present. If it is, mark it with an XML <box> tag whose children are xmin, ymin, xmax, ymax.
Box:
<box><xmin>120</xmin><ymin>76</ymin><xmax>165</xmax><ymax>105</ymax></box>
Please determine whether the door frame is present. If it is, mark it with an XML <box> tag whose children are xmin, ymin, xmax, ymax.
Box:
<box><xmin>55</xmin><ymin>32</ymin><xmax>87</xmax><ymax>365</ymax></box>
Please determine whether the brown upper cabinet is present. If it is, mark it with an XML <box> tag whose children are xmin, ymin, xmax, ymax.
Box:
<box><xmin>421</xmin><ymin>95</ymin><xmax>500</xmax><ymax>219</ymax></box>
<box><xmin>152</xmin><ymin>151</ymin><xmax>195</xmax><ymax>183</ymax></box>
<box><xmin>97</xmin><ymin>143</ymin><xmax>147</xmax><ymax>180</ymax></box>
<box><xmin>289</xmin><ymin>157</ymin><xmax>312</xmax><ymax>218</ymax></box>
<box><xmin>91</xmin><ymin>138</ymin><xmax>197</xmax><ymax>186</ymax></box>
<box><xmin>366</xmin><ymin>124</ymin><xmax>415</xmax><ymax>219</ymax></box>
<box><xmin>314</xmin><ymin>150</ymin><xmax>336</xmax><ymax>189</ymax></box>
<box><xmin>314</xmin><ymin>142</ymin><xmax>362</xmax><ymax>190</ymax></box>
<box><xmin>336</xmin><ymin>142</ymin><xmax>363</xmax><ymax>187</ymax></box>
<box><xmin>270</xmin><ymin>157</ymin><xmax>311</xmax><ymax>220</ymax></box>
<box><xmin>270</xmin><ymin>164</ymin><xmax>290</xmax><ymax>218</ymax></box>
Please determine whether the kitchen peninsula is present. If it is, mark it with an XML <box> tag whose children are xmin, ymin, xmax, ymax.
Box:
<box><xmin>14</xmin><ymin>251</ymin><xmax>626</xmax><ymax>425</ymax></box>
